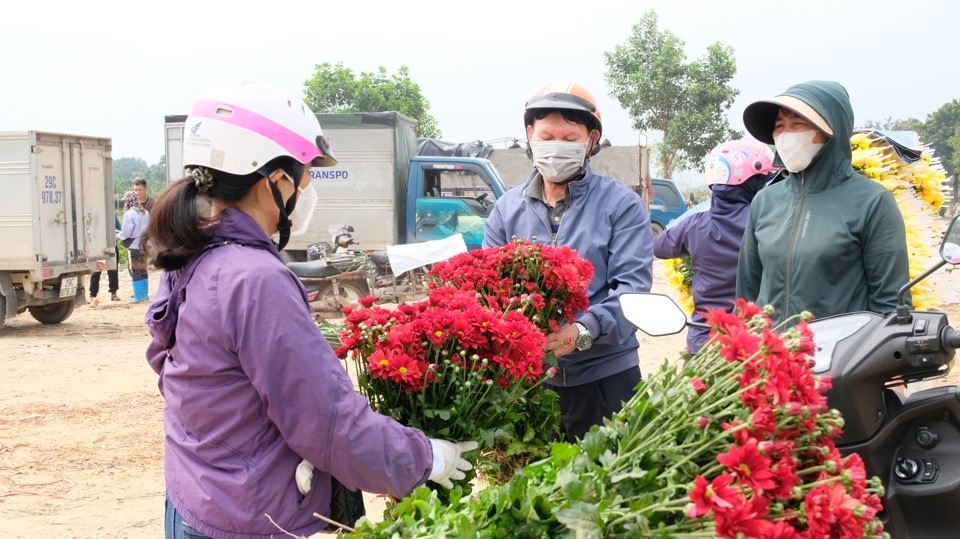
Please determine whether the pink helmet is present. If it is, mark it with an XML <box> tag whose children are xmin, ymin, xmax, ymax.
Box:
<box><xmin>183</xmin><ymin>80</ymin><xmax>336</xmax><ymax>177</ymax></box>
<box><xmin>704</xmin><ymin>138</ymin><xmax>775</xmax><ymax>186</ymax></box>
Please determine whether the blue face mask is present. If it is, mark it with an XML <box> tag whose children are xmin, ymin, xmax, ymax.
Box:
<box><xmin>530</xmin><ymin>141</ymin><xmax>587</xmax><ymax>183</ymax></box>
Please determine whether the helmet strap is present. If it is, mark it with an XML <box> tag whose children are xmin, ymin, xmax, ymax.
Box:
<box><xmin>260</xmin><ymin>164</ymin><xmax>306</xmax><ymax>251</ymax></box>
<box><xmin>265</xmin><ymin>178</ymin><xmax>292</xmax><ymax>251</ymax></box>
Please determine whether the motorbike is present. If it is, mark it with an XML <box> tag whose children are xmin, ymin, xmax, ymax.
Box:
<box><xmin>286</xmin><ymin>225</ymin><xmax>442</xmax><ymax>312</ymax></box>
<box><xmin>619</xmin><ymin>215</ymin><xmax>960</xmax><ymax>538</ymax></box>
<box><xmin>285</xmin><ymin>226</ymin><xmax>375</xmax><ymax>312</ymax></box>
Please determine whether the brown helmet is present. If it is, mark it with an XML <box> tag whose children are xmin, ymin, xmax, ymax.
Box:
<box><xmin>524</xmin><ymin>80</ymin><xmax>603</xmax><ymax>136</ymax></box>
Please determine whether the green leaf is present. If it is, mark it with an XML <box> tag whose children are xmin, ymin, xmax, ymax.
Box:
<box><xmin>555</xmin><ymin>502</ymin><xmax>602</xmax><ymax>537</ymax></box>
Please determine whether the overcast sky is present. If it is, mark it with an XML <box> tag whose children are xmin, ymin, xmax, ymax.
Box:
<box><xmin>3</xmin><ymin>0</ymin><xmax>957</xmax><ymax>164</ymax></box>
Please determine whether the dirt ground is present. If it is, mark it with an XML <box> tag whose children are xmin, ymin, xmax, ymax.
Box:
<box><xmin>2</xmin><ymin>260</ymin><xmax>959</xmax><ymax>538</ymax></box>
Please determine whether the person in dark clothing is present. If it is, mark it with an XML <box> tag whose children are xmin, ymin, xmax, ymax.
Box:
<box><xmin>737</xmin><ymin>80</ymin><xmax>911</xmax><ymax>324</ymax></box>
<box><xmin>654</xmin><ymin>139</ymin><xmax>778</xmax><ymax>352</ymax></box>
<box><xmin>89</xmin><ymin>214</ymin><xmax>123</xmax><ymax>304</ymax></box>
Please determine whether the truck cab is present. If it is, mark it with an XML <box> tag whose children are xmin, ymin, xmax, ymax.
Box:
<box><xmin>649</xmin><ymin>178</ymin><xmax>686</xmax><ymax>236</ymax></box>
<box><xmin>408</xmin><ymin>156</ymin><xmax>506</xmax><ymax>250</ymax></box>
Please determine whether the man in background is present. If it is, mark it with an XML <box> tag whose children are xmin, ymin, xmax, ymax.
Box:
<box><xmin>133</xmin><ymin>176</ymin><xmax>154</xmax><ymax>212</ymax></box>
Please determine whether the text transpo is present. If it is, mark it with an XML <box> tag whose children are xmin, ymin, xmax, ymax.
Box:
<box><xmin>310</xmin><ymin>169</ymin><xmax>349</xmax><ymax>180</ymax></box>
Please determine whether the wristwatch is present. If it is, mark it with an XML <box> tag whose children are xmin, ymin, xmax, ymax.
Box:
<box><xmin>574</xmin><ymin>323</ymin><xmax>593</xmax><ymax>351</ymax></box>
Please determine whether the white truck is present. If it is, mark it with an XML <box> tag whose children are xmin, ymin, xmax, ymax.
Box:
<box><xmin>165</xmin><ymin>112</ymin><xmax>508</xmax><ymax>261</ymax></box>
<box><xmin>0</xmin><ymin>131</ymin><xmax>116</xmax><ymax>327</ymax></box>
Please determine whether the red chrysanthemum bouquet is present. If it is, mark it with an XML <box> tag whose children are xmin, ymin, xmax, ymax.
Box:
<box><xmin>347</xmin><ymin>300</ymin><xmax>886</xmax><ymax>538</ymax></box>
<box><xmin>427</xmin><ymin>237</ymin><xmax>593</xmax><ymax>335</ymax></box>
<box><xmin>333</xmin><ymin>239</ymin><xmax>594</xmax><ymax>487</ymax></box>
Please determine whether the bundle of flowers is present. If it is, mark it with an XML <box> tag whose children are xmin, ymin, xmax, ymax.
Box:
<box><xmin>332</xmin><ymin>239</ymin><xmax>593</xmax><ymax>486</ymax></box>
<box><xmin>851</xmin><ymin>130</ymin><xmax>949</xmax><ymax>310</ymax></box>
<box><xmin>427</xmin><ymin>237</ymin><xmax>593</xmax><ymax>334</ymax></box>
<box><xmin>347</xmin><ymin>300</ymin><xmax>885</xmax><ymax>538</ymax></box>
<box><xmin>663</xmin><ymin>256</ymin><xmax>695</xmax><ymax>315</ymax></box>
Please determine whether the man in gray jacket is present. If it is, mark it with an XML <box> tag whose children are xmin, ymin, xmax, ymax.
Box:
<box><xmin>483</xmin><ymin>80</ymin><xmax>654</xmax><ymax>442</ymax></box>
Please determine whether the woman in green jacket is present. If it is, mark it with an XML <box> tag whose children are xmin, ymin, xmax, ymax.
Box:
<box><xmin>736</xmin><ymin>80</ymin><xmax>911</xmax><ymax>324</ymax></box>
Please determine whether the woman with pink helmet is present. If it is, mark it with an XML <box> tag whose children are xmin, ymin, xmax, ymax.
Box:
<box><xmin>142</xmin><ymin>81</ymin><xmax>475</xmax><ymax>539</ymax></box>
<box><xmin>653</xmin><ymin>138</ymin><xmax>779</xmax><ymax>352</ymax></box>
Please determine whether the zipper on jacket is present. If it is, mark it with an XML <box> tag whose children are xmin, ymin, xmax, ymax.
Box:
<box><xmin>784</xmin><ymin>173</ymin><xmax>807</xmax><ymax>317</ymax></box>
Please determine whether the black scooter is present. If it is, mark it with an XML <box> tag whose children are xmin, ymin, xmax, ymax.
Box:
<box><xmin>286</xmin><ymin>233</ymin><xmax>374</xmax><ymax>312</ymax></box>
<box><xmin>619</xmin><ymin>215</ymin><xmax>960</xmax><ymax>538</ymax></box>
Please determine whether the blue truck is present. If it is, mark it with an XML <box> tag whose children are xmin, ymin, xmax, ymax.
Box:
<box><xmin>648</xmin><ymin>177</ymin><xmax>686</xmax><ymax>236</ymax></box>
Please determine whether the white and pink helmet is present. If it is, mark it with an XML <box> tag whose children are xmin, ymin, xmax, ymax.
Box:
<box><xmin>183</xmin><ymin>80</ymin><xmax>336</xmax><ymax>176</ymax></box>
<box><xmin>704</xmin><ymin>138</ymin><xmax>775</xmax><ymax>186</ymax></box>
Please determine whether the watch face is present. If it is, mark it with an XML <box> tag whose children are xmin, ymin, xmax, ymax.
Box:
<box><xmin>576</xmin><ymin>332</ymin><xmax>593</xmax><ymax>351</ymax></box>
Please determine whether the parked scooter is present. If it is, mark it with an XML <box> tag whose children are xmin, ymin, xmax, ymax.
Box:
<box><xmin>286</xmin><ymin>227</ymin><xmax>374</xmax><ymax>312</ymax></box>
<box><xmin>286</xmin><ymin>225</ymin><xmax>435</xmax><ymax>311</ymax></box>
<box><xmin>619</xmin><ymin>215</ymin><xmax>960</xmax><ymax>538</ymax></box>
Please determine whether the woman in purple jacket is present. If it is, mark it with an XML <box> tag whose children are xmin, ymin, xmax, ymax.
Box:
<box><xmin>143</xmin><ymin>81</ymin><xmax>475</xmax><ymax>539</ymax></box>
<box><xmin>653</xmin><ymin>139</ymin><xmax>778</xmax><ymax>353</ymax></box>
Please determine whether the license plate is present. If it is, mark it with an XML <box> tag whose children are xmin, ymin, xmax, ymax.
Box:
<box><xmin>59</xmin><ymin>276</ymin><xmax>78</xmax><ymax>298</ymax></box>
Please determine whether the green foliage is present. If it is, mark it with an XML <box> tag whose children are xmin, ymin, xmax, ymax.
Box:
<box><xmin>948</xmin><ymin>126</ymin><xmax>960</xmax><ymax>178</ymax></box>
<box><xmin>604</xmin><ymin>10</ymin><xmax>740</xmax><ymax>178</ymax></box>
<box><xmin>684</xmin><ymin>187</ymin><xmax>711</xmax><ymax>206</ymax></box>
<box><xmin>113</xmin><ymin>156</ymin><xmax>166</xmax><ymax>199</ymax></box>
<box><xmin>303</xmin><ymin>62</ymin><xmax>441</xmax><ymax>138</ymax></box>
<box><xmin>920</xmin><ymin>99</ymin><xmax>960</xmax><ymax>178</ymax></box>
<box><xmin>478</xmin><ymin>386</ymin><xmax>561</xmax><ymax>485</ymax></box>
<box><xmin>859</xmin><ymin>117</ymin><xmax>924</xmax><ymax>132</ymax></box>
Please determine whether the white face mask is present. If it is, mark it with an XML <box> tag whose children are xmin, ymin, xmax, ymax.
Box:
<box><xmin>283</xmin><ymin>174</ymin><xmax>318</xmax><ymax>236</ymax></box>
<box><xmin>529</xmin><ymin>141</ymin><xmax>588</xmax><ymax>183</ymax></box>
<box><xmin>774</xmin><ymin>130</ymin><xmax>824</xmax><ymax>173</ymax></box>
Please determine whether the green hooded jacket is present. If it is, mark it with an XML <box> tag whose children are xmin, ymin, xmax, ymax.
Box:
<box><xmin>736</xmin><ymin>80</ymin><xmax>911</xmax><ymax>324</ymax></box>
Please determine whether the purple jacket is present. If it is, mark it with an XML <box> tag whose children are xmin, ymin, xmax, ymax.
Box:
<box><xmin>145</xmin><ymin>208</ymin><xmax>432</xmax><ymax>539</ymax></box>
<box><xmin>653</xmin><ymin>176</ymin><xmax>766</xmax><ymax>352</ymax></box>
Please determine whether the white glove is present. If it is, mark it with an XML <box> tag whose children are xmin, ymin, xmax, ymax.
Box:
<box><xmin>428</xmin><ymin>439</ymin><xmax>479</xmax><ymax>489</ymax></box>
<box><xmin>296</xmin><ymin>459</ymin><xmax>315</xmax><ymax>495</ymax></box>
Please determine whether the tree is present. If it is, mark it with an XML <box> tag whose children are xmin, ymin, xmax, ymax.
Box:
<box><xmin>113</xmin><ymin>157</ymin><xmax>150</xmax><ymax>183</ymax></box>
<box><xmin>112</xmin><ymin>156</ymin><xmax>165</xmax><ymax>198</ymax></box>
<box><xmin>303</xmin><ymin>62</ymin><xmax>441</xmax><ymax>138</ymax></box>
<box><xmin>949</xmin><ymin>126</ymin><xmax>960</xmax><ymax>177</ymax></box>
<box><xmin>859</xmin><ymin>117</ymin><xmax>924</xmax><ymax>132</ymax></box>
<box><xmin>605</xmin><ymin>10</ymin><xmax>739</xmax><ymax>178</ymax></box>
<box><xmin>919</xmin><ymin>99</ymin><xmax>960</xmax><ymax>179</ymax></box>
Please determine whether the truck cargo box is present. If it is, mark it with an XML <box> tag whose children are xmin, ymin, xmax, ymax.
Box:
<box><xmin>0</xmin><ymin>131</ymin><xmax>115</xmax><ymax>326</ymax></box>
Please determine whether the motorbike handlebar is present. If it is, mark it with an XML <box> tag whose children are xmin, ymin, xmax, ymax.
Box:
<box><xmin>943</xmin><ymin>326</ymin><xmax>960</xmax><ymax>352</ymax></box>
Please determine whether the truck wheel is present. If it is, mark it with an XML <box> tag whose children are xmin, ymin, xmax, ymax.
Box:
<box><xmin>0</xmin><ymin>294</ymin><xmax>6</xmax><ymax>328</ymax></box>
<box><xmin>315</xmin><ymin>280</ymin><xmax>370</xmax><ymax>311</ymax></box>
<box><xmin>651</xmin><ymin>222</ymin><xmax>664</xmax><ymax>237</ymax></box>
<box><xmin>28</xmin><ymin>301</ymin><xmax>75</xmax><ymax>325</ymax></box>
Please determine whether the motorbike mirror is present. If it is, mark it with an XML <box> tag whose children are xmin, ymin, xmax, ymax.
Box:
<box><xmin>619</xmin><ymin>292</ymin><xmax>688</xmax><ymax>336</ymax></box>
<box><xmin>940</xmin><ymin>215</ymin><xmax>960</xmax><ymax>265</ymax></box>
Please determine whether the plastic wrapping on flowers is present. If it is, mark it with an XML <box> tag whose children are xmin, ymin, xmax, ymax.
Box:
<box><xmin>346</xmin><ymin>300</ymin><xmax>886</xmax><ymax>539</ymax></box>
<box><xmin>328</xmin><ymin>238</ymin><xmax>594</xmax><ymax>491</ymax></box>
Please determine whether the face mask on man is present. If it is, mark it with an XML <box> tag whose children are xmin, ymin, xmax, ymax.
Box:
<box><xmin>529</xmin><ymin>141</ymin><xmax>588</xmax><ymax>183</ymax></box>
<box><xmin>774</xmin><ymin>130</ymin><xmax>824</xmax><ymax>173</ymax></box>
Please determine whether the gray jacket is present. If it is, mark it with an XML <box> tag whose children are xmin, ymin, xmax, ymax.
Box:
<box><xmin>483</xmin><ymin>167</ymin><xmax>653</xmax><ymax>387</ymax></box>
